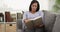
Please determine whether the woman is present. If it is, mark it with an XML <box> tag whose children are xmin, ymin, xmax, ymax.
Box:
<box><xmin>22</xmin><ymin>0</ymin><xmax>45</xmax><ymax>32</ymax></box>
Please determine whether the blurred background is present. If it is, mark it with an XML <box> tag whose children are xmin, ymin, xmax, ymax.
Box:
<box><xmin>0</xmin><ymin>0</ymin><xmax>49</xmax><ymax>12</ymax></box>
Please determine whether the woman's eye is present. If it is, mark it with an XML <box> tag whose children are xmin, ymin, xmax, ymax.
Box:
<box><xmin>33</xmin><ymin>5</ymin><xmax>37</xmax><ymax>7</ymax></box>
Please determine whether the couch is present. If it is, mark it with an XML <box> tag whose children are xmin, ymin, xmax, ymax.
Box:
<box><xmin>17</xmin><ymin>11</ymin><xmax>60</xmax><ymax>32</ymax></box>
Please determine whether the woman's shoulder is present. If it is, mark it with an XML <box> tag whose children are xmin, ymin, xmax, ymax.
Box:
<box><xmin>24</xmin><ymin>11</ymin><xmax>30</xmax><ymax>14</ymax></box>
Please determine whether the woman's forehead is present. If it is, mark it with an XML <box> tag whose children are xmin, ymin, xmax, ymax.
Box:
<box><xmin>32</xmin><ymin>3</ymin><xmax>37</xmax><ymax>5</ymax></box>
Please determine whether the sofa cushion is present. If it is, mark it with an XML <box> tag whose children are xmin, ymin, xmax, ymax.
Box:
<box><xmin>43</xmin><ymin>11</ymin><xmax>56</xmax><ymax>32</ymax></box>
<box><xmin>52</xmin><ymin>14</ymin><xmax>60</xmax><ymax>32</ymax></box>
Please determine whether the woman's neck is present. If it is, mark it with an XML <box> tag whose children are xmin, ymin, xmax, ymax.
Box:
<box><xmin>30</xmin><ymin>11</ymin><xmax>36</xmax><ymax>14</ymax></box>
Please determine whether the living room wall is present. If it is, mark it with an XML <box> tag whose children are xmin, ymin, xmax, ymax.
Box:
<box><xmin>49</xmin><ymin>0</ymin><xmax>60</xmax><ymax>13</ymax></box>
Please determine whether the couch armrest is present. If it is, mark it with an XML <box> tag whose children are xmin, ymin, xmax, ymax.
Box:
<box><xmin>17</xmin><ymin>19</ymin><xmax>22</xmax><ymax>29</ymax></box>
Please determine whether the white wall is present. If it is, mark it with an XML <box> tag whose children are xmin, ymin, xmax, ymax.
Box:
<box><xmin>0</xmin><ymin>0</ymin><xmax>49</xmax><ymax>13</ymax></box>
<box><xmin>49</xmin><ymin>0</ymin><xmax>56</xmax><ymax>10</ymax></box>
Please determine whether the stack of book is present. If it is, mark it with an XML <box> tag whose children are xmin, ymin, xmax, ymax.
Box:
<box><xmin>5</xmin><ymin>12</ymin><xmax>12</xmax><ymax>22</ymax></box>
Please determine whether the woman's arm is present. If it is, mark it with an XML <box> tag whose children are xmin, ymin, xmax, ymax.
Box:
<box><xmin>23</xmin><ymin>12</ymin><xmax>30</xmax><ymax>23</ymax></box>
<box><xmin>24</xmin><ymin>19</ymin><xmax>30</xmax><ymax>23</ymax></box>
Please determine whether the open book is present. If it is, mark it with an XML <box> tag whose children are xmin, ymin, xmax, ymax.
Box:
<box><xmin>25</xmin><ymin>16</ymin><xmax>43</xmax><ymax>29</ymax></box>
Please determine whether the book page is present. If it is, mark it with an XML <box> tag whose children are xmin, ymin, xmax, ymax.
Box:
<box><xmin>29</xmin><ymin>16</ymin><xmax>42</xmax><ymax>20</ymax></box>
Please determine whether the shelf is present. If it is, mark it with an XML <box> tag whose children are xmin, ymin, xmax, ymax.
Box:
<box><xmin>0</xmin><ymin>22</ymin><xmax>16</xmax><ymax>24</ymax></box>
<box><xmin>0</xmin><ymin>11</ymin><xmax>17</xmax><ymax>32</ymax></box>
<box><xmin>5</xmin><ymin>22</ymin><xmax>16</xmax><ymax>24</ymax></box>
<box><xmin>0</xmin><ymin>22</ymin><xmax>4</xmax><ymax>24</ymax></box>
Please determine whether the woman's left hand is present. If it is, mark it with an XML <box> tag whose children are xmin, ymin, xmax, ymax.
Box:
<box><xmin>34</xmin><ymin>24</ymin><xmax>44</xmax><ymax>28</ymax></box>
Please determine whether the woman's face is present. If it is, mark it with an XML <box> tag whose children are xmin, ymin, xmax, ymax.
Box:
<box><xmin>31</xmin><ymin>3</ymin><xmax>37</xmax><ymax>12</ymax></box>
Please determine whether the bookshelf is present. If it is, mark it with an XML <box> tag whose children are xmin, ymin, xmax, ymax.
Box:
<box><xmin>0</xmin><ymin>11</ymin><xmax>17</xmax><ymax>32</ymax></box>
<box><xmin>0</xmin><ymin>11</ymin><xmax>23</xmax><ymax>32</ymax></box>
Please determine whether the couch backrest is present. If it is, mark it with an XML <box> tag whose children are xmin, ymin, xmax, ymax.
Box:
<box><xmin>52</xmin><ymin>14</ymin><xmax>60</xmax><ymax>32</ymax></box>
<box><xmin>43</xmin><ymin>10</ymin><xmax>56</xmax><ymax>32</ymax></box>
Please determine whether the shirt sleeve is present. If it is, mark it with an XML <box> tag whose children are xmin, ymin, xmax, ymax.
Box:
<box><xmin>39</xmin><ymin>11</ymin><xmax>44</xmax><ymax>18</ymax></box>
<box><xmin>22</xmin><ymin>12</ymin><xmax>28</xmax><ymax>24</ymax></box>
<box><xmin>23</xmin><ymin>12</ymin><xmax>27</xmax><ymax>20</ymax></box>
<box><xmin>39</xmin><ymin>11</ymin><xmax>44</xmax><ymax>24</ymax></box>
<box><xmin>22</xmin><ymin>12</ymin><xmax>28</xmax><ymax>29</ymax></box>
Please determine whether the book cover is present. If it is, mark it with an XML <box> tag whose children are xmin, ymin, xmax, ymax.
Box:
<box><xmin>25</xmin><ymin>16</ymin><xmax>43</xmax><ymax>29</ymax></box>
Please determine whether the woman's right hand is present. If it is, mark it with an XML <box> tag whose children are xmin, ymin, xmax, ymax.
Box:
<box><xmin>24</xmin><ymin>19</ymin><xmax>30</xmax><ymax>23</ymax></box>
